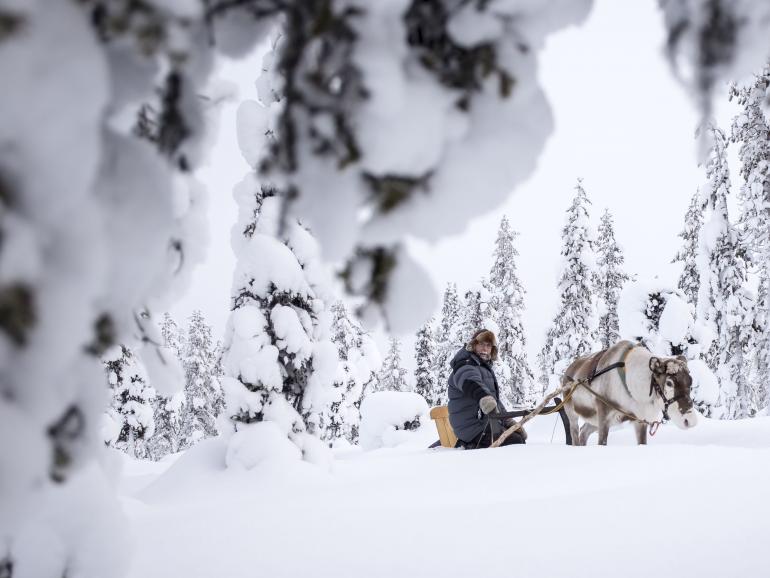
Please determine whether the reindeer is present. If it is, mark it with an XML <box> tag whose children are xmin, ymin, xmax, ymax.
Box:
<box><xmin>561</xmin><ymin>340</ymin><xmax>698</xmax><ymax>445</ymax></box>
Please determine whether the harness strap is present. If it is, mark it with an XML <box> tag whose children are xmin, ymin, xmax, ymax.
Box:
<box><xmin>564</xmin><ymin>360</ymin><xmax>625</xmax><ymax>386</ymax></box>
<box><xmin>616</xmin><ymin>343</ymin><xmax>637</xmax><ymax>394</ymax></box>
<box><xmin>648</xmin><ymin>376</ymin><xmax>687</xmax><ymax>422</ymax></box>
<box><xmin>563</xmin><ymin>342</ymin><xmax>638</xmax><ymax>386</ymax></box>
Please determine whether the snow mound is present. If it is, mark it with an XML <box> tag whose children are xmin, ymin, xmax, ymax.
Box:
<box><xmin>359</xmin><ymin>391</ymin><xmax>433</xmax><ymax>451</ymax></box>
<box><xmin>140</xmin><ymin>436</ymin><xmax>228</xmax><ymax>502</ymax></box>
<box><xmin>226</xmin><ymin>422</ymin><xmax>302</xmax><ymax>470</ymax></box>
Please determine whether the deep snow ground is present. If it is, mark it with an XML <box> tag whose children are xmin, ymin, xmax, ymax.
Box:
<box><xmin>120</xmin><ymin>416</ymin><xmax>770</xmax><ymax>578</ymax></box>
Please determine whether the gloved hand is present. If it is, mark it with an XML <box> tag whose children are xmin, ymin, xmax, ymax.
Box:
<box><xmin>503</xmin><ymin>417</ymin><xmax>528</xmax><ymax>441</ymax></box>
<box><xmin>479</xmin><ymin>395</ymin><xmax>498</xmax><ymax>415</ymax></box>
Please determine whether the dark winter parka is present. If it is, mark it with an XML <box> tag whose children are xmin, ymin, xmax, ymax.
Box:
<box><xmin>447</xmin><ymin>348</ymin><xmax>506</xmax><ymax>442</ymax></box>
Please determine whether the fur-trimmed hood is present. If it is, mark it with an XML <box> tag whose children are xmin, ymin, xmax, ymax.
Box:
<box><xmin>464</xmin><ymin>329</ymin><xmax>498</xmax><ymax>362</ymax></box>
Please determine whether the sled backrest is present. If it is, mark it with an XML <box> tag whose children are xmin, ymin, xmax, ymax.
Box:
<box><xmin>429</xmin><ymin>406</ymin><xmax>458</xmax><ymax>448</ymax></box>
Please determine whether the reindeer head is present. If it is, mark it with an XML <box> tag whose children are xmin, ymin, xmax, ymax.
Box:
<box><xmin>649</xmin><ymin>355</ymin><xmax>697</xmax><ymax>429</ymax></box>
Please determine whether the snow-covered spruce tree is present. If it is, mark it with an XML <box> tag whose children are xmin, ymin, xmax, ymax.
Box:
<box><xmin>327</xmin><ymin>300</ymin><xmax>380</xmax><ymax>445</ymax></box>
<box><xmin>543</xmin><ymin>180</ymin><xmax>598</xmax><ymax>379</ymax></box>
<box><xmin>160</xmin><ymin>312</ymin><xmax>186</xmax><ymax>358</ymax></box>
<box><xmin>179</xmin><ymin>310</ymin><xmax>222</xmax><ymax>449</ymax></box>
<box><xmin>145</xmin><ymin>312</ymin><xmax>188</xmax><ymax>460</ymax></box>
<box><xmin>457</xmin><ymin>283</ymin><xmax>493</xmax><ymax>346</ymax></box>
<box><xmin>375</xmin><ymin>338</ymin><xmax>410</xmax><ymax>393</ymax></box>
<box><xmin>618</xmin><ymin>280</ymin><xmax>718</xmax><ymax>416</ymax></box>
<box><xmin>486</xmin><ymin>216</ymin><xmax>535</xmax><ymax>406</ymax></box>
<box><xmin>695</xmin><ymin>126</ymin><xmax>757</xmax><ymax>418</ymax></box>
<box><xmin>213</xmin><ymin>340</ymin><xmax>226</xmax><ymax>381</ymax></box>
<box><xmin>751</xmin><ymin>277</ymin><xmax>770</xmax><ymax>411</ymax></box>
<box><xmin>222</xmin><ymin>181</ymin><xmax>338</xmax><ymax>464</ymax></box>
<box><xmin>103</xmin><ymin>345</ymin><xmax>155</xmax><ymax>460</ymax></box>
<box><xmin>731</xmin><ymin>66</ymin><xmax>770</xmax><ymax>412</ymax></box>
<box><xmin>537</xmin><ymin>325</ymin><xmax>557</xmax><ymax>391</ymax></box>
<box><xmin>414</xmin><ymin>318</ymin><xmax>441</xmax><ymax>407</ymax></box>
<box><xmin>673</xmin><ymin>189</ymin><xmax>704</xmax><ymax>306</ymax></box>
<box><xmin>433</xmin><ymin>283</ymin><xmax>462</xmax><ymax>394</ymax></box>
<box><xmin>147</xmin><ymin>391</ymin><xmax>184</xmax><ymax>460</ymax></box>
<box><xmin>595</xmin><ymin>209</ymin><xmax>630</xmax><ymax>350</ymax></box>
<box><xmin>223</xmin><ymin>35</ymin><xmax>340</xmax><ymax>460</ymax></box>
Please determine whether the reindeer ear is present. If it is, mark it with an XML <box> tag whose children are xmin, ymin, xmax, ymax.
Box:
<box><xmin>676</xmin><ymin>355</ymin><xmax>687</xmax><ymax>364</ymax></box>
<box><xmin>649</xmin><ymin>357</ymin><xmax>663</xmax><ymax>374</ymax></box>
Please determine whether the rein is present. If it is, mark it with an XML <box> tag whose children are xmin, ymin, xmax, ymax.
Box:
<box><xmin>563</xmin><ymin>345</ymin><xmax>665</xmax><ymax>434</ymax></box>
<box><xmin>489</xmin><ymin>346</ymin><xmax>679</xmax><ymax>448</ymax></box>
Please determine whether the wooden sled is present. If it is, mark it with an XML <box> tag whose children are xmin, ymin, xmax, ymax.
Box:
<box><xmin>429</xmin><ymin>399</ymin><xmax>573</xmax><ymax>448</ymax></box>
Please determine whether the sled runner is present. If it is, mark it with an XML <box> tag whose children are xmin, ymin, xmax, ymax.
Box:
<box><xmin>429</xmin><ymin>399</ymin><xmax>573</xmax><ymax>448</ymax></box>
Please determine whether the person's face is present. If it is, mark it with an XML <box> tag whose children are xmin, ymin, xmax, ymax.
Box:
<box><xmin>474</xmin><ymin>341</ymin><xmax>492</xmax><ymax>361</ymax></box>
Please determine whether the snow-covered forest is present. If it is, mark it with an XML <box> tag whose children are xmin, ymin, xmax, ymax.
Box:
<box><xmin>3</xmin><ymin>1</ymin><xmax>770</xmax><ymax>577</ymax></box>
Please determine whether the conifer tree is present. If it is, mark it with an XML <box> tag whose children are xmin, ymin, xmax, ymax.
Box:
<box><xmin>673</xmin><ymin>189</ymin><xmax>704</xmax><ymax>306</ymax></box>
<box><xmin>160</xmin><ymin>312</ymin><xmax>185</xmax><ymax>357</ymax></box>
<box><xmin>376</xmin><ymin>338</ymin><xmax>409</xmax><ymax>392</ymax></box>
<box><xmin>104</xmin><ymin>345</ymin><xmax>156</xmax><ymax>460</ymax></box>
<box><xmin>698</xmin><ymin>126</ymin><xmax>756</xmax><ymax>418</ymax></box>
<box><xmin>542</xmin><ymin>179</ymin><xmax>598</xmax><ymax>379</ymax></box>
<box><xmin>222</xmin><ymin>182</ymin><xmax>337</xmax><ymax>461</ymax></box>
<box><xmin>147</xmin><ymin>392</ymin><xmax>184</xmax><ymax>460</ymax></box>
<box><xmin>731</xmin><ymin>66</ymin><xmax>770</xmax><ymax>412</ymax></box>
<box><xmin>179</xmin><ymin>311</ymin><xmax>222</xmax><ymax>449</ymax></box>
<box><xmin>595</xmin><ymin>209</ymin><xmax>630</xmax><ymax>349</ymax></box>
<box><xmin>486</xmin><ymin>216</ymin><xmax>535</xmax><ymax>406</ymax></box>
<box><xmin>458</xmin><ymin>285</ymin><xmax>488</xmax><ymax>346</ymax></box>
<box><xmin>328</xmin><ymin>300</ymin><xmax>379</xmax><ymax>444</ymax></box>
<box><xmin>537</xmin><ymin>325</ymin><xmax>557</xmax><ymax>392</ymax></box>
<box><xmin>414</xmin><ymin>319</ymin><xmax>441</xmax><ymax>406</ymax></box>
<box><xmin>212</xmin><ymin>340</ymin><xmax>226</xmax><ymax>418</ymax></box>
<box><xmin>433</xmin><ymin>284</ymin><xmax>462</xmax><ymax>393</ymax></box>
<box><xmin>751</xmin><ymin>276</ymin><xmax>770</xmax><ymax>411</ymax></box>
<box><xmin>731</xmin><ymin>66</ymin><xmax>770</xmax><ymax>261</ymax></box>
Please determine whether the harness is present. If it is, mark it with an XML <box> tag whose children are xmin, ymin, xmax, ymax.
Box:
<box><xmin>562</xmin><ymin>343</ymin><xmax>682</xmax><ymax>431</ymax></box>
<box><xmin>566</xmin><ymin>342</ymin><xmax>634</xmax><ymax>397</ymax></box>
<box><xmin>648</xmin><ymin>370</ymin><xmax>688</xmax><ymax>422</ymax></box>
<box><xmin>490</xmin><ymin>344</ymin><xmax>680</xmax><ymax>448</ymax></box>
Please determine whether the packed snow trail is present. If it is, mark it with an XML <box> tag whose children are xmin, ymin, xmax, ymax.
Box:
<box><xmin>121</xmin><ymin>417</ymin><xmax>770</xmax><ymax>578</ymax></box>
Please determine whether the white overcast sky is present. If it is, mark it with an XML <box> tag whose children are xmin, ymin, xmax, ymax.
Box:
<box><xmin>173</xmin><ymin>0</ymin><xmax>742</xmax><ymax>365</ymax></box>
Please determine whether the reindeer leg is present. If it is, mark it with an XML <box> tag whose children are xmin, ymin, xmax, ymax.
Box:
<box><xmin>597</xmin><ymin>405</ymin><xmax>610</xmax><ymax>446</ymax></box>
<box><xmin>564</xmin><ymin>403</ymin><xmax>582</xmax><ymax>446</ymax></box>
<box><xmin>579</xmin><ymin>423</ymin><xmax>597</xmax><ymax>445</ymax></box>
<box><xmin>635</xmin><ymin>422</ymin><xmax>647</xmax><ymax>445</ymax></box>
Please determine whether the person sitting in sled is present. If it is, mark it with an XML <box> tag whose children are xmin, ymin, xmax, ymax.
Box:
<box><xmin>447</xmin><ymin>329</ymin><xmax>526</xmax><ymax>449</ymax></box>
